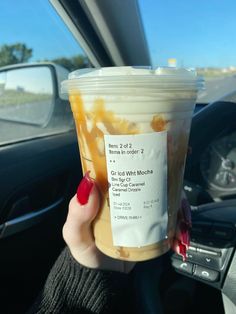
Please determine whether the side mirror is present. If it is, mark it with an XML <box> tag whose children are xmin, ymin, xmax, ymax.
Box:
<box><xmin>0</xmin><ymin>63</ymin><xmax>69</xmax><ymax>127</ymax></box>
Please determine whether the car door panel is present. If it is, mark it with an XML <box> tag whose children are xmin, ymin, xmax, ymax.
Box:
<box><xmin>0</xmin><ymin>131</ymin><xmax>82</xmax><ymax>313</ymax></box>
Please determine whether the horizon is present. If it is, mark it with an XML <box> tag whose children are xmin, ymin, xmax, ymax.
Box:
<box><xmin>1</xmin><ymin>0</ymin><xmax>236</xmax><ymax>69</ymax></box>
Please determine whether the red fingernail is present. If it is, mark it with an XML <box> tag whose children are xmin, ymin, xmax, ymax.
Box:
<box><xmin>178</xmin><ymin>241</ymin><xmax>187</xmax><ymax>261</ymax></box>
<box><xmin>76</xmin><ymin>172</ymin><xmax>94</xmax><ymax>205</ymax></box>
<box><xmin>181</xmin><ymin>198</ymin><xmax>192</xmax><ymax>227</ymax></box>
<box><xmin>180</xmin><ymin>222</ymin><xmax>190</xmax><ymax>248</ymax></box>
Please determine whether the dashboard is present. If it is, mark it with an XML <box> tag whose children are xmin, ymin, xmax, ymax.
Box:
<box><xmin>184</xmin><ymin>98</ymin><xmax>236</xmax><ymax>204</ymax></box>
<box><xmin>179</xmin><ymin>98</ymin><xmax>236</xmax><ymax>313</ymax></box>
<box><xmin>200</xmin><ymin>131</ymin><xmax>236</xmax><ymax>194</ymax></box>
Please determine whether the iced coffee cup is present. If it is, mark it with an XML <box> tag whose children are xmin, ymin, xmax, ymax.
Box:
<box><xmin>61</xmin><ymin>66</ymin><xmax>203</xmax><ymax>261</ymax></box>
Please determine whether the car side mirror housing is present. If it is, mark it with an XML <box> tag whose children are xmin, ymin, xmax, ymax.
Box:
<box><xmin>0</xmin><ymin>63</ymin><xmax>70</xmax><ymax>127</ymax></box>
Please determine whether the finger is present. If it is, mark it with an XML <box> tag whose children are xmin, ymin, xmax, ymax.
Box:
<box><xmin>172</xmin><ymin>238</ymin><xmax>187</xmax><ymax>261</ymax></box>
<box><xmin>171</xmin><ymin>232</ymin><xmax>189</xmax><ymax>261</ymax></box>
<box><xmin>176</xmin><ymin>221</ymin><xmax>190</xmax><ymax>248</ymax></box>
<box><xmin>172</xmin><ymin>222</ymin><xmax>190</xmax><ymax>261</ymax></box>
<box><xmin>176</xmin><ymin>194</ymin><xmax>192</xmax><ymax>247</ymax></box>
<box><xmin>63</xmin><ymin>179</ymin><xmax>100</xmax><ymax>252</ymax></box>
<box><xmin>172</xmin><ymin>194</ymin><xmax>192</xmax><ymax>261</ymax></box>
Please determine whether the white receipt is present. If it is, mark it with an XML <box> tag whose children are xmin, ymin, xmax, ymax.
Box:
<box><xmin>104</xmin><ymin>132</ymin><xmax>168</xmax><ymax>247</ymax></box>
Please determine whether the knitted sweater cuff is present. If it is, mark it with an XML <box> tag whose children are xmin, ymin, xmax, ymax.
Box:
<box><xmin>29</xmin><ymin>247</ymin><xmax>129</xmax><ymax>314</ymax></box>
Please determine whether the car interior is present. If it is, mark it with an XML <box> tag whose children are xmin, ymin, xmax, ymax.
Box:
<box><xmin>0</xmin><ymin>1</ymin><xmax>236</xmax><ymax>313</ymax></box>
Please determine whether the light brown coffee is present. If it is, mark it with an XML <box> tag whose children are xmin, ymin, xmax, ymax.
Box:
<box><xmin>62</xmin><ymin>67</ymin><xmax>202</xmax><ymax>261</ymax></box>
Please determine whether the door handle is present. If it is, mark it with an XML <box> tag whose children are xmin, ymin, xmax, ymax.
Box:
<box><xmin>0</xmin><ymin>197</ymin><xmax>63</xmax><ymax>239</ymax></box>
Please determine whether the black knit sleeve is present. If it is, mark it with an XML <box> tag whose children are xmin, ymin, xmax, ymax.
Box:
<box><xmin>27</xmin><ymin>247</ymin><xmax>131</xmax><ymax>314</ymax></box>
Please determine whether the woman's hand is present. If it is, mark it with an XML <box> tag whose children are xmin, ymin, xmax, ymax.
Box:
<box><xmin>172</xmin><ymin>192</ymin><xmax>192</xmax><ymax>261</ymax></box>
<box><xmin>63</xmin><ymin>172</ymin><xmax>135</xmax><ymax>273</ymax></box>
<box><xmin>63</xmin><ymin>172</ymin><xmax>192</xmax><ymax>272</ymax></box>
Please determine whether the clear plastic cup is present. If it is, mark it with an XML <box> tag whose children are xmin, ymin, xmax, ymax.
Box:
<box><xmin>61</xmin><ymin>66</ymin><xmax>203</xmax><ymax>261</ymax></box>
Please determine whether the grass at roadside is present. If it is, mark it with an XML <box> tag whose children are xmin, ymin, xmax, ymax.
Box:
<box><xmin>0</xmin><ymin>89</ymin><xmax>52</xmax><ymax>106</ymax></box>
<box><xmin>197</xmin><ymin>68</ymin><xmax>236</xmax><ymax>78</ymax></box>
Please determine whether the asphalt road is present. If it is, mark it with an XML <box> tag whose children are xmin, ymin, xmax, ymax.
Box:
<box><xmin>0</xmin><ymin>101</ymin><xmax>73</xmax><ymax>145</ymax></box>
<box><xmin>0</xmin><ymin>100</ymin><xmax>51</xmax><ymax>126</ymax></box>
<box><xmin>0</xmin><ymin>119</ymin><xmax>72</xmax><ymax>146</ymax></box>
<box><xmin>1</xmin><ymin>75</ymin><xmax>236</xmax><ymax>144</ymax></box>
<box><xmin>0</xmin><ymin>100</ymin><xmax>58</xmax><ymax>145</ymax></box>
<box><xmin>197</xmin><ymin>74</ymin><xmax>236</xmax><ymax>103</ymax></box>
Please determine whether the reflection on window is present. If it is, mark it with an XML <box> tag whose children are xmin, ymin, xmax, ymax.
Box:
<box><xmin>0</xmin><ymin>67</ymin><xmax>53</xmax><ymax>125</ymax></box>
<box><xmin>0</xmin><ymin>0</ymin><xmax>90</xmax><ymax>146</ymax></box>
<box><xmin>0</xmin><ymin>72</ymin><xmax>6</xmax><ymax>96</ymax></box>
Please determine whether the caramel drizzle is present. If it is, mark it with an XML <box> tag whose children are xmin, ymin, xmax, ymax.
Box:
<box><xmin>70</xmin><ymin>93</ymin><xmax>141</xmax><ymax>194</ymax></box>
<box><xmin>70</xmin><ymin>92</ymin><xmax>189</xmax><ymax>250</ymax></box>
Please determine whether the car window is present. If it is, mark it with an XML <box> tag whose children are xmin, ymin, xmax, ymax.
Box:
<box><xmin>139</xmin><ymin>0</ymin><xmax>236</xmax><ymax>104</ymax></box>
<box><xmin>0</xmin><ymin>0</ymin><xmax>90</xmax><ymax>146</ymax></box>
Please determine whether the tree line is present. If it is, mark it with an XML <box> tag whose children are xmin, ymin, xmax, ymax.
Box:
<box><xmin>0</xmin><ymin>43</ymin><xmax>89</xmax><ymax>71</ymax></box>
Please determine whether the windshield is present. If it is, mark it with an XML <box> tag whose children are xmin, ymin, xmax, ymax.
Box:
<box><xmin>139</xmin><ymin>0</ymin><xmax>236</xmax><ymax>103</ymax></box>
<box><xmin>0</xmin><ymin>0</ymin><xmax>90</xmax><ymax>145</ymax></box>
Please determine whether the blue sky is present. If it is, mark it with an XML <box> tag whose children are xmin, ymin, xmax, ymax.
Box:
<box><xmin>1</xmin><ymin>0</ymin><xmax>236</xmax><ymax>68</ymax></box>
<box><xmin>139</xmin><ymin>0</ymin><xmax>236</xmax><ymax>68</ymax></box>
<box><xmin>0</xmin><ymin>0</ymin><xmax>83</xmax><ymax>61</ymax></box>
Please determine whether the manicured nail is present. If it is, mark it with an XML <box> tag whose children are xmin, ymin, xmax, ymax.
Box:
<box><xmin>181</xmin><ymin>198</ymin><xmax>192</xmax><ymax>228</ymax></box>
<box><xmin>180</xmin><ymin>222</ymin><xmax>190</xmax><ymax>248</ymax></box>
<box><xmin>178</xmin><ymin>241</ymin><xmax>187</xmax><ymax>261</ymax></box>
<box><xmin>76</xmin><ymin>172</ymin><xmax>94</xmax><ymax>205</ymax></box>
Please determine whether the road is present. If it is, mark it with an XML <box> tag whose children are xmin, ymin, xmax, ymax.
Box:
<box><xmin>0</xmin><ymin>101</ymin><xmax>73</xmax><ymax>145</ymax></box>
<box><xmin>1</xmin><ymin>75</ymin><xmax>236</xmax><ymax>144</ymax></box>
<box><xmin>0</xmin><ymin>100</ymin><xmax>51</xmax><ymax>126</ymax></box>
<box><xmin>197</xmin><ymin>75</ymin><xmax>236</xmax><ymax>103</ymax></box>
